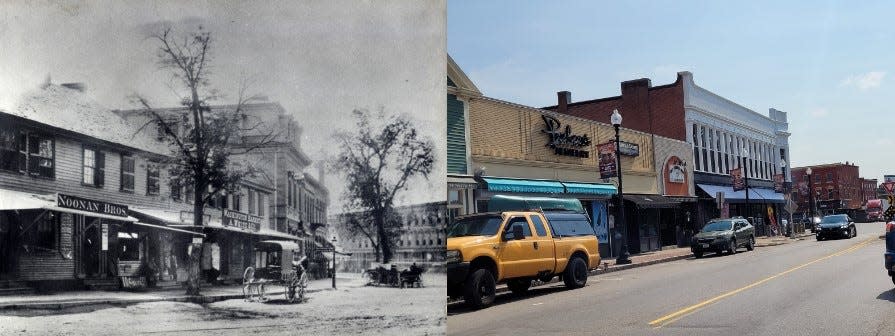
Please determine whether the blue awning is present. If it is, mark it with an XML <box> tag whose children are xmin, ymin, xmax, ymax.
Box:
<box><xmin>482</xmin><ymin>178</ymin><xmax>565</xmax><ymax>194</ymax></box>
<box><xmin>697</xmin><ymin>184</ymin><xmax>785</xmax><ymax>203</ymax></box>
<box><xmin>562</xmin><ymin>182</ymin><xmax>617</xmax><ymax>196</ymax></box>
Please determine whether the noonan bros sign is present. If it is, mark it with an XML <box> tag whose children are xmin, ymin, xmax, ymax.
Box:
<box><xmin>56</xmin><ymin>194</ymin><xmax>128</xmax><ymax>217</ymax></box>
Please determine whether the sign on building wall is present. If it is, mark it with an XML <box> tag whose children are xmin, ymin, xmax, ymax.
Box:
<box><xmin>101</xmin><ymin>223</ymin><xmax>108</xmax><ymax>251</ymax></box>
<box><xmin>617</xmin><ymin>141</ymin><xmax>640</xmax><ymax>157</ymax></box>
<box><xmin>222</xmin><ymin>209</ymin><xmax>262</xmax><ymax>232</ymax></box>
<box><xmin>597</xmin><ymin>142</ymin><xmax>617</xmax><ymax>178</ymax></box>
<box><xmin>541</xmin><ymin>114</ymin><xmax>591</xmax><ymax>158</ymax></box>
<box><xmin>57</xmin><ymin>194</ymin><xmax>128</xmax><ymax>217</ymax></box>
<box><xmin>663</xmin><ymin>156</ymin><xmax>689</xmax><ymax>196</ymax></box>
<box><xmin>730</xmin><ymin>168</ymin><xmax>745</xmax><ymax>191</ymax></box>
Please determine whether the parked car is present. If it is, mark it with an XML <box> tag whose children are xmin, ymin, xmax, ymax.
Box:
<box><xmin>815</xmin><ymin>214</ymin><xmax>856</xmax><ymax>240</ymax></box>
<box><xmin>691</xmin><ymin>217</ymin><xmax>755</xmax><ymax>258</ymax></box>
<box><xmin>446</xmin><ymin>196</ymin><xmax>600</xmax><ymax>309</ymax></box>
<box><xmin>883</xmin><ymin>221</ymin><xmax>895</xmax><ymax>285</ymax></box>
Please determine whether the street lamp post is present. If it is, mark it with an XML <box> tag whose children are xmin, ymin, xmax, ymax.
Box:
<box><xmin>741</xmin><ymin>147</ymin><xmax>750</xmax><ymax>221</ymax></box>
<box><xmin>611</xmin><ymin>110</ymin><xmax>631</xmax><ymax>265</ymax></box>
<box><xmin>807</xmin><ymin>167</ymin><xmax>816</xmax><ymax>228</ymax></box>
<box><xmin>781</xmin><ymin>160</ymin><xmax>795</xmax><ymax>238</ymax></box>
<box><xmin>331</xmin><ymin>236</ymin><xmax>337</xmax><ymax>289</ymax></box>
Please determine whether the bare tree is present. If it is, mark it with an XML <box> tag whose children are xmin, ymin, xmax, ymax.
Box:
<box><xmin>331</xmin><ymin>109</ymin><xmax>435</xmax><ymax>263</ymax></box>
<box><xmin>132</xmin><ymin>27</ymin><xmax>279</xmax><ymax>295</ymax></box>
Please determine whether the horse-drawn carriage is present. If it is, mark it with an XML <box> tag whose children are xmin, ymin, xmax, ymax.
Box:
<box><xmin>362</xmin><ymin>262</ymin><xmax>424</xmax><ymax>288</ymax></box>
<box><xmin>243</xmin><ymin>240</ymin><xmax>309</xmax><ymax>303</ymax></box>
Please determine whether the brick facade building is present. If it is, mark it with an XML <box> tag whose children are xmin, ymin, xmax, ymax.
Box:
<box><xmin>791</xmin><ymin>163</ymin><xmax>875</xmax><ymax>218</ymax></box>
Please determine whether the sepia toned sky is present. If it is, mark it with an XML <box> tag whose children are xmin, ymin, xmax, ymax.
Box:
<box><xmin>0</xmin><ymin>0</ymin><xmax>446</xmax><ymax>211</ymax></box>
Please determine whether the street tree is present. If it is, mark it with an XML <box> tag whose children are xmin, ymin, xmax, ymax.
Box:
<box><xmin>331</xmin><ymin>109</ymin><xmax>435</xmax><ymax>263</ymax></box>
<box><xmin>132</xmin><ymin>27</ymin><xmax>278</xmax><ymax>295</ymax></box>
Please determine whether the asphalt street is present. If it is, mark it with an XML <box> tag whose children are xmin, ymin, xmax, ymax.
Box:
<box><xmin>447</xmin><ymin>222</ymin><xmax>895</xmax><ymax>336</ymax></box>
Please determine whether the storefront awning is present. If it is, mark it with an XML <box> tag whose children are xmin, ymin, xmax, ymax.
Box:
<box><xmin>0</xmin><ymin>188</ymin><xmax>137</xmax><ymax>222</ymax></box>
<box><xmin>258</xmin><ymin>240</ymin><xmax>300</xmax><ymax>250</ymax></box>
<box><xmin>447</xmin><ymin>175</ymin><xmax>479</xmax><ymax>190</ymax></box>
<box><xmin>697</xmin><ymin>184</ymin><xmax>785</xmax><ymax>204</ymax></box>
<box><xmin>482</xmin><ymin>177</ymin><xmax>565</xmax><ymax>194</ymax></box>
<box><xmin>623</xmin><ymin>194</ymin><xmax>680</xmax><ymax>209</ymax></box>
<box><xmin>561</xmin><ymin>182</ymin><xmax>617</xmax><ymax>196</ymax></box>
<box><xmin>131</xmin><ymin>222</ymin><xmax>206</xmax><ymax>237</ymax></box>
<box><xmin>129</xmin><ymin>207</ymin><xmax>188</xmax><ymax>225</ymax></box>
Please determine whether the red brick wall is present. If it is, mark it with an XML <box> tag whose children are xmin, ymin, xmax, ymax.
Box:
<box><xmin>792</xmin><ymin>164</ymin><xmax>863</xmax><ymax>210</ymax></box>
<box><xmin>545</xmin><ymin>73</ymin><xmax>686</xmax><ymax>141</ymax></box>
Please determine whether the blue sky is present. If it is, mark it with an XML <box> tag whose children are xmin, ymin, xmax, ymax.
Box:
<box><xmin>449</xmin><ymin>0</ymin><xmax>894</xmax><ymax>182</ymax></box>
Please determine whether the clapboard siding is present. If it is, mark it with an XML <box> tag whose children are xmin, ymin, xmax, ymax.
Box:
<box><xmin>0</xmin><ymin>133</ymin><xmax>192</xmax><ymax>213</ymax></box>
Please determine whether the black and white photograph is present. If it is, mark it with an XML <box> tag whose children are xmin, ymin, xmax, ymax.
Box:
<box><xmin>0</xmin><ymin>1</ymin><xmax>446</xmax><ymax>335</ymax></box>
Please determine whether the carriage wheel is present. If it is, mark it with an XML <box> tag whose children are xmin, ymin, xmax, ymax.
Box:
<box><xmin>362</xmin><ymin>271</ymin><xmax>375</xmax><ymax>286</ymax></box>
<box><xmin>286</xmin><ymin>275</ymin><xmax>300</xmax><ymax>303</ymax></box>
<box><xmin>297</xmin><ymin>273</ymin><xmax>308</xmax><ymax>302</ymax></box>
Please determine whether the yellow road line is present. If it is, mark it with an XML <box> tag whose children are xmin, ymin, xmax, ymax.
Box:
<box><xmin>649</xmin><ymin>238</ymin><xmax>877</xmax><ymax>329</ymax></box>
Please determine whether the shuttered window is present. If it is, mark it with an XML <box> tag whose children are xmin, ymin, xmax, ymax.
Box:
<box><xmin>447</xmin><ymin>94</ymin><xmax>467</xmax><ymax>174</ymax></box>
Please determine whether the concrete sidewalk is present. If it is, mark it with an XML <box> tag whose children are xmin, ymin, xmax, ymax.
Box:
<box><xmin>0</xmin><ymin>275</ymin><xmax>364</xmax><ymax>310</ymax></box>
<box><xmin>487</xmin><ymin>231</ymin><xmax>815</xmax><ymax>296</ymax></box>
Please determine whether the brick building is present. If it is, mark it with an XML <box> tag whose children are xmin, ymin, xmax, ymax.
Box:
<box><xmin>791</xmin><ymin>163</ymin><xmax>874</xmax><ymax>217</ymax></box>
<box><xmin>544</xmin><ymin>72</ymin><xmax>792</xmax><ymax>235</ymax></box>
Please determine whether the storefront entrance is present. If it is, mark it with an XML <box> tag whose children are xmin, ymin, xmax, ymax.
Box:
<box><xmin>81</xmin><ymin>222</ymin><xmax>102</xmax><ymax>278</ymax></box>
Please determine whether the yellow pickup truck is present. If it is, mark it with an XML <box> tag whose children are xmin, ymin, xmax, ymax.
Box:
<box><xmin>446</xmin><ymin>197</ymin><xmax>601</xmax><ymax>309</ymax></box>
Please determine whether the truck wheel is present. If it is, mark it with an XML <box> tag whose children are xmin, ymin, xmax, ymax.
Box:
<box><xmin>507</xmin><ymin>279</ymin><xmax>531</xmax><ymax>295</ymax></box>
<box><xmin>693</xmin><ymin>251</ymin><xmax>703</xmax><ymax>258</ymax></box>
<box><xmin>563</xmin><ymin>257</ymin><xmax>588</xmax><ymax>289</ymax></box>
<box><xmin>464</xmin><ymin>268</ymin><xmax>496</xmax><ymax>309</ymax></box>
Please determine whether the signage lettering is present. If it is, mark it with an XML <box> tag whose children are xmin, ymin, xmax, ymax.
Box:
<box><xmin>57</xmin><ymin>194</ymin><xmax>128</xmax><ymax>217</ymax></box>
<box><xmin>616</xmin><ymin>141</ymin><xmax>640</xmax><ymax>157</ymax></box>
<box><xmin>222</xmin><ymin>209</ymin><xmax>262</xmax><ymax>232</ymax></box>
<box><xmin>541</xmin><ymin>115</ymin><xmax>591</xmax><ymax>158</ymax></box>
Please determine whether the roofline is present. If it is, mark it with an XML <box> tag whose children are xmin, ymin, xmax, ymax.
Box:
<box><xmin>0</xmin><ymin>111</ymin><xmax>170</xmax><ymax>159</ymax></box>
<box><xmin>447</xmin><ymin>54</ymin><xmax>482</xmax><ymax>95</ymax></box>
<box><xmin>683</xmin><ymin>72</ymin><xmax>783</xmax><ymax>124</ymax></box>
<box><xmin>542</xmin><ymin>73</ymin><xmax>682</xmax><ymax>110</ymax></box>
<box><xmin>113</xmin><ymin>101</ymin><xmax>287</xmax><ymax>116</ymax></box>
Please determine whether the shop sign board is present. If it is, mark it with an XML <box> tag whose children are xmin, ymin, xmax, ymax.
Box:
<box><xmin>101</xmin><ymin>223</ymin><xmax>108</xmax><ymax>251</ymax></box>
<box><xmin>56</xmin><ymin>193</ymin><xmax>128</xmax><ymax>217</ymax></box>
<box><xmin>617</xmin><ymin>141</ymin><xmax>640</xmax><ymax>157</ymax></box>
<box><xmin>121</xmin><ymin>276</ymin><xmax>147</xmax><ymax>289</ymax></box>
<box><xmin>222</xmin><ymin>209</ymin><xmax>262</xmax><ymax>232</ymax></box>
<box><xmin>541</xmin><ymin>114</ymin><xmax>591</xmax><ymax>158</ymax></box>
<box><xmin>179</xmin><ymin>211</ymin><xmax>211</xmax><ymax>226</ymax></box>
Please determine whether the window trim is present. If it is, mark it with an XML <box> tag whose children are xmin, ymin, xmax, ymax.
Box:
<box><xmin>146</xmin><ymin>163</ymin><xmax>160</xmax><ymax>196</ymax></box>
<box><xmin>81</xmin><ymin>146</ymin><xmax>104</xmax><ymax>188</ymax></box>
<box><xmin>120</xmin><ymin>154</ymin><xmax>135</xmax><ymax>193</ymax></box>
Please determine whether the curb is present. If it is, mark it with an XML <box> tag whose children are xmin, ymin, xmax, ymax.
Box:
<box><xmin>0</xmin><ymin>287</ymin><xmax>333</xmax><ymax>310</ymax></box>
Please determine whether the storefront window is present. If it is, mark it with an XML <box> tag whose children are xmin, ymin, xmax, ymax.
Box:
<box><xmin>118</xmin><ymin>233</ymin><xmax>141</xmax><ymax>261</ymax></box>
<box><xmin>23</xmin><ymin>212</ymin><xmax>57</xmax><ymax>252</ymax></box>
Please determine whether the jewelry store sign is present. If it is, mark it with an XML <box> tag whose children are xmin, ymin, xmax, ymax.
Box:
<box><xmin>222</xmin><ymin>209</ymin><xmax>262</xmax><ymax>232</ymax></box>
<box><xmin>541</xmin><ymin>114</ymin><xmax>592</xmax><ymax>158</ymax></box>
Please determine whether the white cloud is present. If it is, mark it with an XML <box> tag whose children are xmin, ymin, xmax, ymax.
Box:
<box><xmin>841</xmin><ymin>71</ymin><xmax>886</xmax><ymax>90</ymax></box>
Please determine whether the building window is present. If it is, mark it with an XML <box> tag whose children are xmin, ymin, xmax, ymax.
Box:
<box><xmin>120</xmin><ymin>155</ymin><xmax>135</xmax><ymax>192</ymax></box>
<box><xmin>1</xmin><ymin>129</ymin><xmax>56</xmax><ymax>179</ymax></box>
<box><xmin>258</xmin><ymin>194</ymin><xmax>265</xmax><ymax>217</ymax></box>
<box><xmin>146</xmin><ymin>164</ymin><xmax>160</xmax><ymax>195</ymax></box>
<box><xmin>171</xmin><ymin>179</ymin><xmax>181</xmax><ymax>202</ymax></box>
<box><xmin>233</xmin><ymin>192</ymin><xmax>242</xmax><ymax>212</ymax></box>
<box><xmin>82</xmin><ymin>147</ymin><xmax>105</xmax><ymax>187</ymax></box>
<box><xmin>185</xmin><ymin>183</ymin><xmax>194</xmax><ymax>204</ymax></box>
<box><xmin>248</xmin><ymin>190</ymin><xmax>256</xmax><ymax>215</ymax></box>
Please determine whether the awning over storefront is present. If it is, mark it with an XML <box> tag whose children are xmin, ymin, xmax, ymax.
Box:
<box><xmin>447</xmin><ymin>175</ymin><xmax>479</xmax><ymax>190</ymax></box>
<box><xmin>623</xmin><ymin>194</ymin><xmax>680</xmax><ymax>209</ymax></box>
<box><xmin>131</xmin><ymin>222</ymin><xmax>206</xmax><ymax>237</ymax></box>
<box><xmin>482</xmin><ymin>177</ymin><xmax>565</xmax><ymax>194</ymax></box>
<box><xmin>0</xmin><ymin>188</ymin><xmax>138</xmax><ymax>222</ymax></box>
<box><xmin>561</xmin><ymin>182</ymin><xmax>617</xmax><ymax>196</ymax></box>
<box><xmin>697</xmin><ymin>184</ymin><xmax>785</xmax><ymax>204</ymax></box>
<box><xmin>129</xmin><ymin>207</ymin><xmax>188</xmax><ymax>225</ymax></box>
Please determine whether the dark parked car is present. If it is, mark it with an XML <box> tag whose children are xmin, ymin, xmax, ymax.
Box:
<box><xmin>884</xmin><ymin>221</ymin><xmax>895</xmax><ymax>285</ymax></box>
<box><xmin>691</xmin><ymin>218</ymin><xmax>755</xmax><ymax>258</ymax></box>
<box><xmin>815</xmin><ymin>214</ymin><xmax>856</xmax><ymax>241</ymax></box>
